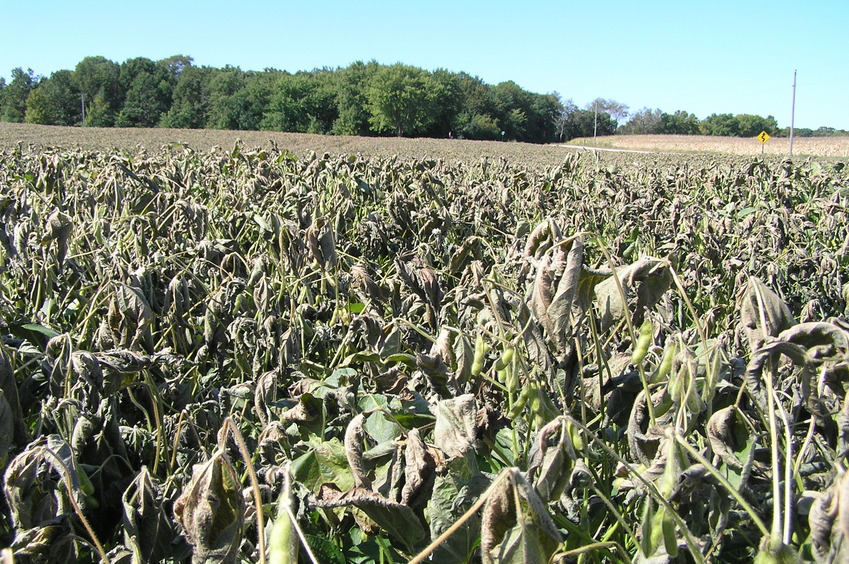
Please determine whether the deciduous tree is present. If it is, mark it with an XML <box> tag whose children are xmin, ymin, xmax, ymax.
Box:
<box><xmin>160</xmin><ymin>65</ymin><xmax>212</xmax><ymax>129</ymax></box>
<box><xmin>261</xmin><ymin>71</ymin><xmax>336</xmax><ymax>133</ymax></box>
<box><xmin>734</xmin><ymin>114</ymin><xmax>778</xmax><ymax>137</ymax></box>
<box><xmin>115</xmin><ymin>57</ymin><xmax>175</xmax><ymax>127</ymax></box>
<box><xmin>586</xmin><ymin>98</ymin><xmax>629</xmax><ymax>125</ymax></box>
<box><xmin>619</xmin><ymin>107</ymin><xmax>663</xmax><ymax>134</ymax></box>
<box><xmin>700</xmin><ymin>113</ymin><xmax>738</xmax><ymax>136</ymax></box>
<box><xmin>2</xmin><ymin>68</ymin><xmax>38</xmax><ymax>122</ymax></box>
<box><xmin>659</xmin><ymin>110</ymin><xmax>700</xmax><ymax>135</ymax></box>
<box><xmin>366</xmin><ymin>64</ymin><xmax>438</xmax><ymax>137</ymax></box>
<box><xmin>74</xmin><ymin>56</ymin><xmax>121</xmax><ymax>126</ymax></box>
<box><xmin>25</xmin><ymin>70</ymin><xmax>80</xmax><ymax>125</ymax></box>
<box><xmin>332</xmin><ymin>61</ymin><xmax>378</xmax><ymax>136</ymax></box>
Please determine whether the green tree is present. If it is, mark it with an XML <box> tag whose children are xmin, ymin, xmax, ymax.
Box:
<box><xmin>455</xmin><ymin>73</ymin><xmax>499</xmax><ymax>140</ymax></box>
<box><xmin>116</xmin><ymin>57</ymin><xmax>173</xmax><ymax>127</ymax></box>
<box><xmin>492</xmin><ymin>81</ymin><xmax>533</xmax><ymax>140</ymax></box>
<box><xmin>659</xmin><ymin>110</ymin><xmax>700</xmax><ymax>134</ymax></box>
<box><xmin>332</xmin><ymin>60</ymin><xmax>378</xmax><ymax>136</ymax></box>
<box><xmin>586</xmin><ymin>98</ymin><xmax>629</xmax><ymax>127</ymax></box>
<box><xmin>366</xmin><ymin>63</ymin><xmax>438</xmax><ymax>137</ymax></box>
<box><xmin>734</xmin><ymin>113</ymin><xmax>778</xmax><ymax>137</ymax></box>
<box><xmin>423</xmin><ymin>68</ymin><xmax>461</xmax><ymax>138</ymax></box>
<box><xmin>462</xmin><ymin>113</ymin><xmax>501</xmax><ymax>140</ymax></box>
<box><xmin>228</xmin><ymin>70</ymin><xmax>276</xmax><ymax>130</ymax></box>
<box><xmin>2</xmin><ymin>68</ymin><xmax>38</xmax><ymax>122</ymax></box>
<box><xmin>204</xmin><ymin>66</ymin><xmax>247</xmax><ymax>129</ymax></box>
<box><xmin>813</xmin><ymin>126</ymin><xmax>849</xmax><ymax>136</ymax></box>
<box><xmin>157</xmin><ymin>55</ymin><xmax>193</xmax><ymax>80</ymax></box>
<box><xmin>160</xmin><ymin>65</ymin><xmax>212</xmax><ymax>129</ymax></box>
<box><xmin>527</xmin><ymin>92</ymin><xmax>562</xmax><ymax>142</ymax></box>
<box><xmin>24</xmin><ymin>87</ymin><xmax>50</xmax><ymax>124</ymax></box>
<box><xmin>700</xmin><ymin>113</ymin><xmax>738</xmax><ymax>136</ymax></box>
<box><xmin>560</xmin><ymin>107</ymin><xmax>615</xmax><ymax>140</ymax></box>
<box><xmin>153</xmin><ymin>55</ymin><xmax>193</xmax><ymax>122</ymax></box>
<box><xmin>780</xmin><ymin>126</ymin><xmax>812</xmax><ymax>137</ymax></box>
<box><xmin>74</xmin><ymin>56</ymin><xmax>121</xmax><ymax>126</ymax></box>
<box><xmin>261</xmin><ymin>71</ymin><xmax>336</xmax><ymax>133</ymax></box>
<box><xmin>25</xmin><ymin>70</ymin><xmax>81</xmax><ymax>125</ymax></box>
<box><xmin>619</xmin><ymin>107</ymin><xmax>663</xmax><ymax>134</ymax></box>
<box><xmin>116</xmin><ymin>72</ymin><xmax>169</xmax><ymax>127</ymax></box>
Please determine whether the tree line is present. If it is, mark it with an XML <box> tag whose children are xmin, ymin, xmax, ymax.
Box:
<box><xmin>0</xmin><ymin>55</ymin><xmax>844</xmax><ymax>142</ymax></box>
<box><xmin>616</xmin><ymin>107</ymin><xmax>846</xmax><ymax>138</ymax></box>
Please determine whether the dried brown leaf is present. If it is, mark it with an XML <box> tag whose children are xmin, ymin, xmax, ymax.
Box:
<box><xmin>0</xmin><ymin>391</ymin><xmax>13</xmax><ymax>470</ymax></box>
<box><xmin>0</xmin><ymin>347</ymin><xmax>28</xmax><ymax>445</ymax></box>
<box><xmin>481</xmin><ymin>476</ymin><xmax>513</xmax><ymax>564</ymax></box>
<box><xmin>739</xmin><ymin>277</ymin><xmax>795</xmax><ymax>352</ymax></box>
<box><xmin>173</xmin><ymin>449</ymin><xmax>245</xmax><ymax>564</ymax></box>
<box><xmin>345</xmin><ymin>413</ymin><xmax>371</xmax><ymax>489</ymax></box>
<box><xmin>706</xmin><ymin>406</ymin><xmax>745</xmax><ymax>472</ymax></box>
<box><xmin>401</xmin><ymin>428</ymin><xmax>435</xmax><ymax>507</ymax></box>
<box><xmin>3</xmin><ymin>435</ymin><xmax>85</xmax><ymax>530</ymax></box>
<box><xmin>595</xmin><ymin>257</ymin><xmax>672</xmax><ymax>332</ymax></box>
<box><xmin>42</xmin><ymin>209</ymin><xmax>72</xmax><ymax>267</ymax></box>
<box><xmin>122</xmin><ymin>467</ymin><xmax>173</xmax><ymax>564</ymax></box>
<box><xmin>434</xmin><ymin>394</ymin><xmax>478</xmax><ymax>458</ymax></box>
<box><xmin>313</xmin><ymin>484</ymin><xmax>427</xmax><ymax>549</ymax></box>
<box><xmin>481</xmin><ymin>470</ymin><xmax>562</xmax><ymax>564</ymax></box>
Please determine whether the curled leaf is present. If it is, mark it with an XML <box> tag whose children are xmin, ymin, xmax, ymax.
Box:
<box><xmin>344</xmin><ymin>413</ymin><xmax>371</xmax><ymax>489</ymax></box>
<box><xmin>41</xmin><ymin>209</ymin><xmax>72</xmax><ymax>267</ymax></box>
<box><xmin>434</xmin><ymin>394</ymin><xmax>478</xmax><ymax>458</ymax></box>
<box><xmin>312</xmin><ymin>484</ymin><xmax>426</xmax><ymax>550</ymax></box>
<box><xmin>3</xmin><ymin>435</ymin><xmax>85</xmax><ymax>530</ymax></box>
<box><xmin>706</xmin><ymin>406</ymin><xmax>747</xmax><ymax>472</ymax></box>
<box><xmin>174</xmin><ymin>449</ymin><xmax>245</xmax><ymax>564</ymax></box>
<box><xmin>738</xmin><ymin>277</ymin><xmax>795</xmax><ymax>352</ymax></box>
<box><xmin>401</xmin><ymin>428</ymin><xmax>436</xmax><ymax>507</ymax></box>
<box><xmin>809</xmin><ymin>469</ymin><xmax>849</xmax><ymax>563</ymax></box>
<box><xmin>0</xmin><ymin>390</ymin><xmax>13</xmax><ymax>469</ymax></box>
<box><xmin>0</xmin><ymin>347</ymin><xmax>28</xmax><ymax>445</ymax></box>
<box><xmin>595</xmin><ymin>257</ymin><xmax>672</xmax><ymax>333</ymax></box>
<box><xmin>481</xmin><ymin>469</ymin><xmax>562</xmax><ymax>564</ymax></box>
<box><xmin>122</xmin><ymin>467</ymin><xmax>173</xmax><ymax>564</ymax></box>
<box><xmin>528</xmin><ymin>235</ymin><xmax>584</xmax><ymax>355</ymax></box>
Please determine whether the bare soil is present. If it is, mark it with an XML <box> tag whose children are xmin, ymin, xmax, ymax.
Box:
<box><xmin>2</xmin><ymin>124</ymin><xmax>845</xmax><ymax>166</ymax></box>
<box><xmin>0</xmin><ymin>123</ymin><xmax>572</xmax><ymax>168</ymax></box>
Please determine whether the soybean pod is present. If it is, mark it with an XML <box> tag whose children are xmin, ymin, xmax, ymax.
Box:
<box><xmin>632</xmin><ymin>320</ymin><xmax>653</xmax><ymax>365</ymax></box>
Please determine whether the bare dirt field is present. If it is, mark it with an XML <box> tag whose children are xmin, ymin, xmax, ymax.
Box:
<box><xmin>567</xmin><ymin>133</ymin><xmax>849</xmax><ymax>157</ymax></box>
<box><xmin>0</xmin><ymin>123</ymin><xmax>573</xmax><ymax>168</ymax></box>
<box><xmin>2</xmin><ymin>123</ymin><xmax>847</xmax><ymax>164</ymax></box>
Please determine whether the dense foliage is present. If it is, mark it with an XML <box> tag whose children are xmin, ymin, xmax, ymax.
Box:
<box><xmin>0</xmin><ymin>58</ymin><xmax>561</xmax><ymax>143</ymax></box>
<box><xmin>618</xmin><ymin>107</ymin><xmax>848</xmax><ymax>138</ymax></box>
<box><xmin>3</xmin><ymin>57</ymin><xmax>843</xmax><ymax>142</ymax></box>
<box><xmin>1</xmin><ymin>141</ymin><xmax>849</xmax><ymax>563</ymax></box>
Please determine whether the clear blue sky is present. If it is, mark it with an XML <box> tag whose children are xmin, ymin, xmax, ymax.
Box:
<box><xmin>3</xmin><ymin>0</ymin><xmax>847</xmax><ymax>130</ymax></box>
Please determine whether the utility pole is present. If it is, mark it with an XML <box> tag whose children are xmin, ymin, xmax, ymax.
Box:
<box><xmin>789</xmin><ymin>70</ymin><xmax>796</xmax><ymax>158</ymax></box>
<box><xmin>81</xmin><ymin>93</ymin><xmax>85</xmax><ymax>127</ymax></box>
<box><xmin>593</xmin><ymin>100</ymin><xmax>598</xmax><ymax>140</ymax></box>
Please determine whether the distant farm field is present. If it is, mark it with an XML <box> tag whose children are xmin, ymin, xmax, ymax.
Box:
<box><xmin>0</xmin><ymin>122</ymin><xmax>571</xmax><ymax>167</ymax></box>
<box><xmin>567</xmin><ymin>133</ymin><xmax>849</xmax><ymax>157</ymax></box>
<box><xmin>3</xmin><ymin>123</ymin><xmax>848</xmax><ymax>163</ymax></box>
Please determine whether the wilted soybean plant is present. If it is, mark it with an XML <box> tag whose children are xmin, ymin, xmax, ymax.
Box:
<box><xmin>0</xmin><ymin>141</ymin><xmax>848</xmax><ymax>563</ymax></box>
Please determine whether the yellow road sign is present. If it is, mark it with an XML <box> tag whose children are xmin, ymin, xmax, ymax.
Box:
<box><xmin>757</xmin><ymin>131</ymin><xmax>771</xmax><ymax>143</ymax></box>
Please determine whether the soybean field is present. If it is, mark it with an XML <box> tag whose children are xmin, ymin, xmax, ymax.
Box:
<box><xmin>1</xmin><ymin>136</ymin><xmax>849</xmax><ymax>563</ymax></box>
